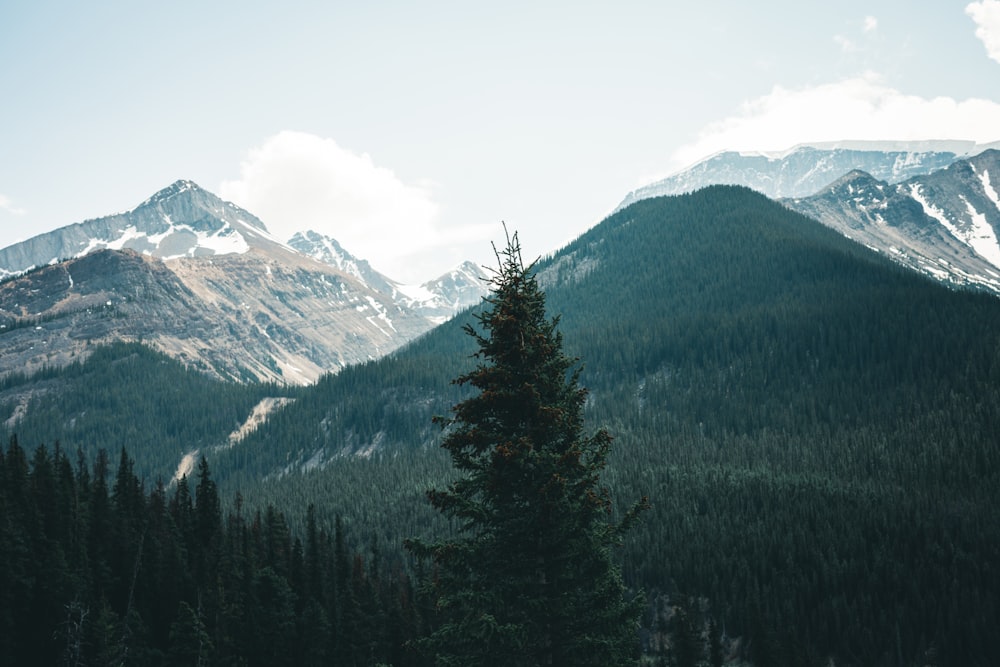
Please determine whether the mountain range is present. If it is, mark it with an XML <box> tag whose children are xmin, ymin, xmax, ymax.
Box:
<box><xmin>619</xmin><ymin>140</ymin><xmax>1000</xmax><ymax>203</ymax></box>
<box><xmin>5</xmin><ymin>141</ymin><xmax>1000</xmax><ymax>387</ymax></box>
<box><xmin>784</xmin><ymin>149</ymin><xmax>1000</xmax><ymax>292</ymax></box>
<box><xmin>3</xmin><ymin>180</ymin><xmax>1000</xmax><ymax>664</ymax></box>
<box><xmin>0</xmin><ymin>180</ymin><xmax>488</xmax><ymax>383</ymax></box>
<box><xmin>619</xmin><ymin>141</ymin><xmax>1000</xmax><ymax>295</ymax></box>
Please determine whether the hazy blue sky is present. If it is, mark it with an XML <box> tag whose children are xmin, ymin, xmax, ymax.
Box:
<box><xmin>2</xmin><ymin>1</ymin><xmax>999</xmax><ymax>282</ymax></box>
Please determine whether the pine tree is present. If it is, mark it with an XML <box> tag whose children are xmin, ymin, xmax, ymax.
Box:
<box><xmin>408</xmin><ymin>231</ymin><xmax>647</xmax><ymax>666</ymax></box>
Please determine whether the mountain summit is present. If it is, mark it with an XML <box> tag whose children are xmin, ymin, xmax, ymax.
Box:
<box><xmin>785</xmin><ymin>149</ymin><xmax>1000</xmax><ymax>292</ymax></box>
<box><xmin>616</xmin><ymin>141</ymin><xmax>1000</xmax><ymax>295</ymax></box>
<box><xmin>618</xmin><ymin>141</ymin><xmax>1000</xmax><ymax>208</ymax></box>
<box><xmin>289</xmin><ymin>229</ymin><xmax>490</xmax><ymax>323</ymax></box>
<box><xmin>0</xmin><ymin>180</ymin><xmax>286</xmax><ymax>280</ymax></box>
<box><xmin>0</xmin><ymin>181</ymin><xmax>483</xmax><ymax>384</ymax></box>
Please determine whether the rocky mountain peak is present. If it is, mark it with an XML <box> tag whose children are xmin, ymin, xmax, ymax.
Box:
<box><xmin>133</xmin><ymin>179</ymin><xmax>268</xmax><ymax>233</ymax></box>
<box><xmin>395</xmin><ymin>260</ymin><xmax>490</xmax><ymax>324</ymax></box>
<box><xmin>139</xmin><ymin>178</ymin><xmax>199</xmax><ymax>205</ymax></box>
<box><xmin>0</xmin><ymin>179</ymin><xmax>282</xmax><ymax>279</ymax></box>
<box><xmin>618</xmin><ymin>141</ymin><xmax>993</xmax><ymax>210</ymax></box>
<box><xmin>287</xmin><ymin>230</ymin><xmax>395</xmax><ymax>294</ymax></box>
<box><xmin>288</xmin><ymin>230</ymin><xmax>491</xmax><ymax>323</ymax></box>
<box><xmin>0</xmin><ymin>181</ymin><xmax>493</xmax><ymax>384</ymax></box>
<box><xmin>784</xmin><ymin>149</ymin><xmax>1000</xmax><ymax>293</ymax></box>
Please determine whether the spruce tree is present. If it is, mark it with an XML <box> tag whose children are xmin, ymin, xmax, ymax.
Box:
<box><xmin>408</xmin><ymin>231</ymin><xmax>647</xmax><ymax>666</ymax></box>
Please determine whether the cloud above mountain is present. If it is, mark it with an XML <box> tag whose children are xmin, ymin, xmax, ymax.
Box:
<box><xmin>671</xmin><ymin>74</ymin><xmax>1000</xmax><ymax>169</ymax></box>
<box><xmin>967</xmin><ymin>0</ymin><xmax>1000</xmax><ymax>63</ymax></box>
<box><xmin>665</xmin><ymin>5</ymin><xmax>1000</xmax><ymax>171</ymax></box>
<box><xmin>219</xmin><ymin>132</ymin><xmax>442</xmax><ymax>269</ymax></box>
<box><xmin>218</xmin><ymin>131</ymin><xmax>496</xmax><ymax>283</ymax></box>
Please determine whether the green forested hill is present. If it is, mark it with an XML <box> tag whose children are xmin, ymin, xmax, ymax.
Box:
<box><xmin>5</xmin><ymin>185</ymin><xmax>1000</xmax><ymax>665</ymax></box>
<box><xmin>228</xmin><ymin>186</ymin><xmax>1000</xmax><ymax>665</ymax></box>
<box><xmin>1</xmin><ymin>342</ymin><xmax>292</xmax><ymax>480</ymax></box>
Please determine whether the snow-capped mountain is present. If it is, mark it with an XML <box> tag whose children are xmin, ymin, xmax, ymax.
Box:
<box><xmin>288</xmin><ymin>230</ymin><xmax>398</xmax><ymax>295</ymax></box>
<box><xmin>618</xmin><ymin>141</ymin><xmax>1000</xmax><ymax>209</ymax></box>
<box><xmin>396</xmin><ymin>260</ymin><xmax>490</xmax><ymax>324</ymax></box>
<box><xmin>784</xmin><ymin>149</ymin><xmax>1000</xmax><ymax>293</ymax></box>
<box><xmin>289</xmin><ymin>229</ymin><xmax>489</xmax><ymax>323</ymax></box>
<box><xmin>0</xmin><ymin>180</ymin><xmax>288</xmax><ymax>279</ymax></box>
<box><xmin>0</xmin><ymin>181</ymin><xmax>439</xmax><ymax>384</ymax></box>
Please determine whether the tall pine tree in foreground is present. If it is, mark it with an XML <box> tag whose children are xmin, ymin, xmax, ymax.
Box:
<box><xmin>408</xmin><ymin>231</ymin><xmax>647</xmax><ymax>666</ymax></box>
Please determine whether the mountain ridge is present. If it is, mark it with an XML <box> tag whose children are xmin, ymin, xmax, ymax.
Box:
<box><xmin>0</xmin><ymin>181</ymin><xmax>488</xmax><ymax>383</ymax></box>
<box><xmin>618</xmin><ymin>141</ymin><xmax>997</xmax><ymax>208</ymax></box>
<box><xmin>0</xmin><ymin>180</ymin><xmax>282</xmax><ymax>279</ymax></box>
<box><xmin>784</xmin><ymin>148</ymin><xmax>1000</xmax><ymax>292</ymax></box>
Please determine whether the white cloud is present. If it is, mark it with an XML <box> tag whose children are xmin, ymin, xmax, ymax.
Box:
<box><xmin>967</xmin><ymin>0</ymin><xmax>1000</xmax><ymax>63</ymax></box>
<box><xmin>0</xmin><ymin>194</ymin><xmax>26</xmax><ymax>216</ymax></box>
<box><xmin>835</xmin><ymin>16</ymin><xmax>878</xmax><ymax>53</ymax></box>
<box><xmin>834</xmin><ymin>34</ymin><xmax>858</xmax><ymax>53</ymax></box>
<box><xmin>671</xmin><ymin>74</ymin><xmax>1000</xmax><ymax>168</ymax></box>
<box><xmin>219</xmin><ymin>131</ymin><xmax>480</xmax><ymax>281</ymax></box>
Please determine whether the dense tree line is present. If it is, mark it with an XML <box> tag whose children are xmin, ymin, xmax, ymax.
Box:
<box><xmin>1</xmin><ymin>343</ymin><xmax>294</xmax><ymax>480</ymax></box>
<box><xmin>0</xmin><ymin>437</ymin><xmax>428</xmax><ymax>666</ymax></box>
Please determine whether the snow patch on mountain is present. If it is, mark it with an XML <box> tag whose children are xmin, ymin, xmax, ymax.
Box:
<box><xmin>618</xmin><ymin>141</ymin><xmax>997</xmax><ymax>210</ymax></box>
<box><xmin>290</xmin><ymin>229</ymin><xmax>489</xmax><ymax>324</ymax></box>
<box><xmin>75</xmin><ymin>219</ymin><xmax>251</xmax><ymax>260</ymax></box>
<box><xmin>979</xmin><ymin>169</ymin><xmax>1000</xmax><ymax>210</ymax></box>
<box><xmin>363</xmin><ymin>295</ymin><xmax>397</xmax><ymax>336</ymax></box>
<box><xmin>908</xmin><ymin>183</ymin><xmax>1000</xmax><ymax>269</ymax></box>
<box><xmin>0</xmin><ymin>180</ymin><xmax>275</xmax><ymax>279</ymax></box>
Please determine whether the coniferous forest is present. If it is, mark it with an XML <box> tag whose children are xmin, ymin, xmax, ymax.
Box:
<box><xmin>3</xmin><ymin>186</ymin><xmax>1000</xmax><ymax>665</ymax></box>
<box><xmin>0</xmin><ymin>440</ymin><xmax>426</xmax><ymax>666</ymax></box>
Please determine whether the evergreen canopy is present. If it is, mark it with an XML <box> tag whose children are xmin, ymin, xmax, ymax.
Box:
<box><xmin>408</xmin><ymin>231</ymin><xmax>647</xmax><ymax>666</ymax></box>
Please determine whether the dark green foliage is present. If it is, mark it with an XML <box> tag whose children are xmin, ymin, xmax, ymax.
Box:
<box><xmin>408</xmin><ymin>232</ymin><xmax>646</xmax><ymax>666</ymax></box>
<box><xmin>209</xmin><ymin>315</ymin><xmax>476</xmax><ymax>486</ymax></box>
<box><xmin>669</xmin><ymin>597</ymin><xmax>703</xmax><ymax>667</ymax></box>
<box><xmin>167</xmin><ymin>600</ymin><xmax>212</xmax><ymax>666</ymax></box>
<box><xmin>235</xmin><ymin>187</ymin><xmax>1000</xmax><ymax>665</ymax></box>
<box><xmin>0</xmin><ymin>440</ymin><xmax>426</xmax><ymax>666</ymax></box>
<box><xmin>1</xmin><ymin>342</ymin><xmax>291</xmax><ymax>482</ymax></box>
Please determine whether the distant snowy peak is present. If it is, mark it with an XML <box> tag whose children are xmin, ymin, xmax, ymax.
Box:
<box><xmin>289</xmin><ymin>229</ymin><xmax>489</xmax><ymax>323</ymax></box>
<box><xmin>618</xmin><ymin>141</ymin><xmax>1000</xmax><ymax>210</ymax></box>
<box><xmin>740</xmin><ymin>139</ymin><xmax>1000</xmax><ymax>161</ymax></box>
<box><xmin>785</xmin><ymin>149</ymin><xmax>1000</xmax><ymax>292</ymax></box>
<box><xmin>397</xmin><ymin>261</ymin><xmax>490</xmax><ymax>324</ymax></box>
<box><xmin>0</xmin><ymin>180</ymin><xmax>275</xmax><ymax>278</ymax></box>
<box><xmin>287</xmin><ymin>230</ymin><xmax>396</xmax><ymax>294</ymax></box>
<box><xmin>422</xmin><ymin>260</ymin><xmax>490</xmax><ymax>305</ymax></box>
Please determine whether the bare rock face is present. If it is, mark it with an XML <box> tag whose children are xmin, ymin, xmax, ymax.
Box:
<box><xmin>0</xmin><ymin>245</ymin><xmax>433</xmax><ymax>384</ymax></box>
<box><xmin>617</xmin><ymin>141</ymin><xmax>998</xmax><ymax>207</ymax></box>
<box><xmin>784</xmin><ymin>150</ymin><xmax>1000</xmax><ymax>293</ymax></box>
<box><xmin>616</xmin><ymin>141</ymin><xmax>1000</xmax><ymax>295</ymax></box>
<box><xmin>0</xmin><ymin>180</ymin><xmax>272</xmax><ymax>279</ymax></box>
<box><xmin>288</xmin><ymin>230</ymin><xmax>490</xmax><ymax>323</ymax></box>
<box><xmin>0</xmin><ymin>182</ymin><xmax>436</xmax><ymax>384</ymax></box>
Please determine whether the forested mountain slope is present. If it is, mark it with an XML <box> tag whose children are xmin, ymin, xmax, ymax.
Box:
<box><xmin>1</xmin><ymin>343</ymin><xmax>294</xmax><ymax>481</ymax></box>
<box><xmin>222</xmin><ymin>186</ymin><xmax>1000</xmax><ymax>665</ymax></box>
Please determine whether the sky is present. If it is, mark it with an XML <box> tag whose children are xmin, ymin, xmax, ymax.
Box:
<box><xmin>2</xmin><ymin>1</ymin><xmax>999</xmax><ymax>284</ymax></box>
